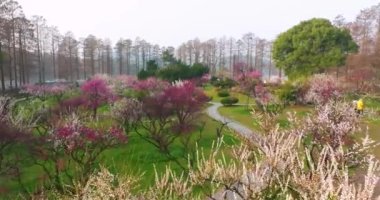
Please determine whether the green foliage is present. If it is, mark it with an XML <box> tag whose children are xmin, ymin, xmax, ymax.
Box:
<box><xmin>262</xmin><ymin>102</ymin><xmax>284</xmax><ymax>115</ymax></box>
<box><xmin>162</xmin><ymin>50</ymin><xmax>177</xmax><ymax>65</ymax></box>
<box><xmin>138</xmin><ymin>60</ymin><xmax>158</xmax><ymax>80</ymax></box>
<box><xmin>211</xmin><ymin>77</ymin><xmax>236</xmax><ymax>89</ymax></box>
<box><xmin>276</xmin><ymin>83</ymin><xmax>298</xmax><ymax>105</ymax></box>
<box><xmin>191</xmin><ymin>63</ymin><xmax>210</xmax><ymax>77</ymax></box>
<box><xmin>273</xmin><ymin>18</ymin><xmax>358</xmax><ymax>79</ymax></box>
<box><xmin>157</xmin><ymin>63</ymin><xmax>209</xmax><ymax>82</ymax></box>
<box><xmin>276</xmin><ymin>78</ymin><xmax>309</xmax><ymax>105</ymax></box>
<box><xmin>146</xmin><ymin>60</ymin><xmax>158</xmax><ymax>71</ymax></box>
<box><xmin>217</xmin><ymin>90</ymin><xmax>230</xmax><ymax>97</ymax></box>
<box><xmin>138</xmin><ymin>56</ymin><xmax>209</xmax><ymax>82</ymax></box>
<box><xmin>221</xmin><ymin>97</ymin><xmax>239</xmax><ymax>106</ymax></box>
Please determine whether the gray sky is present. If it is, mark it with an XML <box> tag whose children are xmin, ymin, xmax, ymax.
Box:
<box><xmin>17</xmin><ymin>0</ymin><xmax>378</xmax><ymax>46</ymax></box>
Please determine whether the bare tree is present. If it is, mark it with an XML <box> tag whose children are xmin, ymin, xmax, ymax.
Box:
<box><xmin>49</xmin><ymin>26</ymin><xmax>60</xmax><ymax>80</ymax></box>
<box><xmin>103</xmin><ymin>39</ymin><xmax>112</xmax><ymax>75</ymax></box>
<box><xmin>115</xmin><ymin>38</ymin><xmax>125</xmax><ymax>75</ymax></box>
<box><xmin>58</xmin><ymin>32</ymin><xmax>78</xmax><ymax>81</ymax></box>
<box><xmin>84</xmin><ymin>35</ymin><xmax>97</xmax><ymax>76</ymax></box>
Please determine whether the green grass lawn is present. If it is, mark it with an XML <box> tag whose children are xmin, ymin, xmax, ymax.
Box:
<box><xmin>218</xmin><ymin>105</ymin><xmax>260</xmax><ymax>131</ymax></box>
<box><xmin>203</xmin><ymin>85</ymin><xmax>254</xmax><ymax>104</ymax></box>
<box><xmin>98</xmin><ymin>114</ymin><xmax>239</xmax><ymax>190</ymax></box>
<box><xmin>360</xmin><ymin>96</ymin><xmax>380</xmax><ymax>159</ymax></box>
<box><xmin>218</xmin><ymin>104</ymin><xmax>313</xmax><ymax>132</ymax></box>
<box><xmin>0</xmin><ymin>112</ymin><xmax>239</xmax><ymax>198</ymax></box>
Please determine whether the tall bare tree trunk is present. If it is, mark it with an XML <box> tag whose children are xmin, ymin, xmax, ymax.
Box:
<box><xmin>12</xmin><ymin>20</ymin><xmax>18</xmax><ymax>88</ymax></box>
<box><xmin>36</xmin><ymin>24</ymin><xmax>42</xmax><ymax>83</ymax></box>
<box><xmin>18</xmin><ymin>29</ymin><xmax>24</xmax><ymax>86</ymax></box>
<box><xmin>68</xmin><ymin>39</ymin><xmax>73</xmax><ymax>81</ymax></box>
<box><xmin>83</xmin><ymin>48</ymin><xmax>87</xmax><ymax>79</ymax></box>
<box><xmin>7</xmin><ymin>40</ymin><xmax>13</xmax><ymax>88</ymax></box>
<box><xmin>52</xmin><ymin>37</ymin><xmax>56</xmax><ymax>79</ymax></box>
<box><xmin>0</xmin><ymin>42</ymin><xmax>5</xmax><ymax>93</ymax></box>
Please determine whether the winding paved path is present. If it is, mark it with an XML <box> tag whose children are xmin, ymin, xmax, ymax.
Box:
<box><xmin>206</xmin><ymin>102</ymin><xmax>263</xmax><ymax>146</ymax></box>
<box><xmin>205</xmin><ymin>102</ymin><xmax>264</xmax><ymax>200</ymax></box>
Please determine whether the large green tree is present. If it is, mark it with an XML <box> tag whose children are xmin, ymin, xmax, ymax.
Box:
<box><xmin>272</xmin><ymin>18</ymin><xmax>358</xmax><ymax>79</ymax></box>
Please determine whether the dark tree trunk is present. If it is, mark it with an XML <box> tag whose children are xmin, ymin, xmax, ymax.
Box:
<box><xmin>0</xmin><ymin>42</ymin><xmax>5</xmax><ymax>93</ymax></box>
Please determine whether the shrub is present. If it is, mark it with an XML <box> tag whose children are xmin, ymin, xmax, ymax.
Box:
<box><xmin>305</xmin><ymin>74</ymin><xmax>340</xmax><ymax>105</ymax></box>
<box><xmin>81</xmin><ymin>77</ymin><xmax>114</xmax><ymax>117</ymax></box>
<box><xmin>217</xmin><ymin>90</ymin><xmax>230</xmax><ymax>97</ymax></box>
<box><xmin>212</xmin><ymin>78</ymin><xmax>236</xmax><ymax>89</ymax></box>
<box><xmin>276</xmin><ymin>82</ymin><xmax>298</xmax><ymax>105</ymax></box>
<box><xmin>221</xmin><ymin>97</ymin><xmax>239</xmax><ymax>106</ymax></box>
<box><xmin>157</xmin><ymin>63</ymin><xmax>209</xmax><ymax>82</ymax></box>
<box><xmin>262</xmin><ymin>102</ymin><xmax>283</xmax><ymax>115</ymax></box>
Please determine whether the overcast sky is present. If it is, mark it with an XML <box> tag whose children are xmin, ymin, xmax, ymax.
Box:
<box><xmin>16</xmin><ymin>0</ymin><xmax>378</xmax><ymax>46</ymax></box>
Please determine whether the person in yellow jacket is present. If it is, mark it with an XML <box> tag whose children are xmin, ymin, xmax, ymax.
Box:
<box><xmin>356</xmin><ymin>98</ymin><xmax>364</xmax><ymax>114</ymax></box>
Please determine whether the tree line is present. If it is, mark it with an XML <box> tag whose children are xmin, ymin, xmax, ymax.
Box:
<box><xmin>1</xmin><ymin>0</ymin><xmax>380</xmax><ymax>93</ymax></box>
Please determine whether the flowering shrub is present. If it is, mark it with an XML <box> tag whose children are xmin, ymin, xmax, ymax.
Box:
<box><xmin>200</xmin><ymin>73</ymin><xmax>211</xmax><ymax>84</ymax></box>
<box><xmin>0</xmin><ymin>97</ymin><xmax>36</xmax><ymax>190</ymax></box>
<box><xmin>21</xmin><ymin>83</ymin><xmax>69</xmax><ymax>101</ymax></box>
<box><xmin>305</xmin><ymin>100</ymin><xmax>358</xmax><ymax>150</ymax></box>
<box><xmin>132</xmin><ymin>77</ymin><xmax>168</xmax><ymax>91</ymax></box>
<box><xmin>52</xmin><ymin>111</ymin><xmax>379</xmax><ymax>200</ymax></box>
<box><xmin>235</xmin><ymin>70</ymin><xmax>266</xmax><ymax>109</ymax></box>
<box><xmin>92</xmin><ymin>73</ymin><xmax>111</xmax><ymax>82</ymax></box>
<box><xmin>254</xmin><ymin>84</ymin><xmax>271</xmax><ymax>105</ymax></box>
<box><xmin>81</xmin><ymin>77</ymin><xmax>115</xmax><ymax>117</ymax></box>
<box><xmin>55</xmin><ymin>122</ymin><xmax>127</xmax><ymax>151</ymax></box>
<box><xmin>305</xmin><ymin>74</ymin><xmax>341</xmax><ymax>105</ymax></box>
<box><xmin>111</xmin><ymin>75</ymin><xmax>138</xmax><ymax>96</ymax></box>
<box><xmin>162</xmin><ymin>80</ymin><xmax>209</xmax><ymax>133</ymax></box>
<box><xmin>31</xmin><ymin>115</ymin><xmax>127</xmax><ymax>191</ymax></box>
<box><xmin>132</xmin><ymin>77</ymin><xmax>169</xmax><ymax>98</ymax></box>
<box><xmin>55</xmin><ymin>96</ymin><xmax>87</xmax><ymax>116</ymax></box>
<box><xmin>129</xmin><ymin>80</ymin><xmax>209</xmax><ymax>167</ymax></box>
<box><xmin>111</xmin><ymin>98</ymin><xmax>143</xmax><ymax>132</ymax></box>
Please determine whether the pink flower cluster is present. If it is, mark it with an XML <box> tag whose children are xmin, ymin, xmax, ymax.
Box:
<box><xmin>56</xmin><ymin>123</ymin><xmax>127</xmax><ymax>149</ymax></box>
<box><xmin>235</xmin><ymin>69</ymin><xmax>263</xmax><ymax>98</ymax></box>
<box><xmin>305</xmin><ymin>101</ymin><xmax>358</xmax><ymax>149</ymax></box>
<box><xmin>161</xmin><ymin>81</ymin><xmax>209</xmax><ymax>132</ymax></box>
<box><xmin>305</xmin><ymin>74</ymin><xmax>341</xmax><ymax>105</ymax></box>
<box><xmin>111</xmin><ymin>98</ymin><xmax>143</xmax><ymax>124</ymax></box>
<box><xmin>246</xmin><ymin>70</ymin><xmax>262</xmax><ymax>79</ymax></box>
<box><xmin>132</xmin><ymin>77</ymin><xmax>169</xmax><ymax>95</ymax></box>
<box><xmin>21</xmin><ymin>83</ymin><xmax>69</xmax><ymax>98</ymax></box>
<box><xmin>81</xmin><ymin>78</ymin><xmax>115</xmax><ymax>109</ymax></box>
<box><xmin>114</xmin><ymin>75</ymin><xmax>138</xmax><ymax>88</ymax></box>
<box><xmin>255</xmin><ymin>84</ymin><xmax>271</xmax><ymax>105</ymax></box>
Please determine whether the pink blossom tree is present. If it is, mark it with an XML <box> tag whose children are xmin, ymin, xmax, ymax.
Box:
<box><xmin>121</xmin><ymin>80</ymin><xmax>209</xmax><ymax>169</ymax></box>
<box><xmin>21</xmin><ymin>83</ymin><xmax>69</xmax><ymax>102</ymax></box>
<box><xmin>305</xmin><ymin>74</ymin><xmax>341</xmax><ymax>105</ymax></box>
<box><xmin>111</xmin><ymin>75</ymin><xmax>138</xmax><ymax>96</ymax></box>
<box><xmin>31</xmin><ymin>117</ymin><xmax>127</xmax><ymax>191</ymax></box>
<box><xmin>81</xmin><ymin>78</ymin><xmax>114</xmax><ymax>118</ymax></box>
<box><xmin>235</xmin><ymin>69</ymin><xmax>263</xmax><ymax>108</ymax></box>
<box><xmin>131</xmin><ymin>77</ymin><xmax>169</xmax><ymax>99</ymax></box>
<box><xmin>163</xmin><ymin>81</ymin><xmax>209</xmax><ymax>133</ymax></box>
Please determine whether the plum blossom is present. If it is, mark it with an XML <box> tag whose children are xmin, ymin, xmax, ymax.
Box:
<box><xmin>305</xmin><ymin>74</ymin><xmax>341</xmax><ymax>105</ymax></box>
<box><xmin>21</xmin><ymin>83</ymin><xmax>69</xmax><ymax>99</ymax></box>
<box><xmin>305</xmin><ymin>100</ymin><xmax>358</xmax><ymax>149</ymax></box>
<box><xmin>81</xmin><ymin>77</ymin><xmax>115</xmax><ymax>117</ymax></box>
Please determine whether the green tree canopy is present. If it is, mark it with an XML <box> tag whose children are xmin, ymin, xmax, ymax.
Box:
<box><xmin>272</xmin><ymin>18</ymin><xmax>358</xmax><ymax>79</ymax></box>
<box><xmin>138</xmin><ymin>60</ymin><xmax>159</xmax><ymax>80</ymax></box>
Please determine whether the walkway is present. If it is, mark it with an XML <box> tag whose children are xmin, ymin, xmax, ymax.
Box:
<box><xmin>205</xmin><ymin>102</ymin><xmax>264</xmax><ymax>200</ymax></box>
<box><xmin>206</xmin><ymin>102</ymin><xmax>263</xmax><ymax>146</ymax></box>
